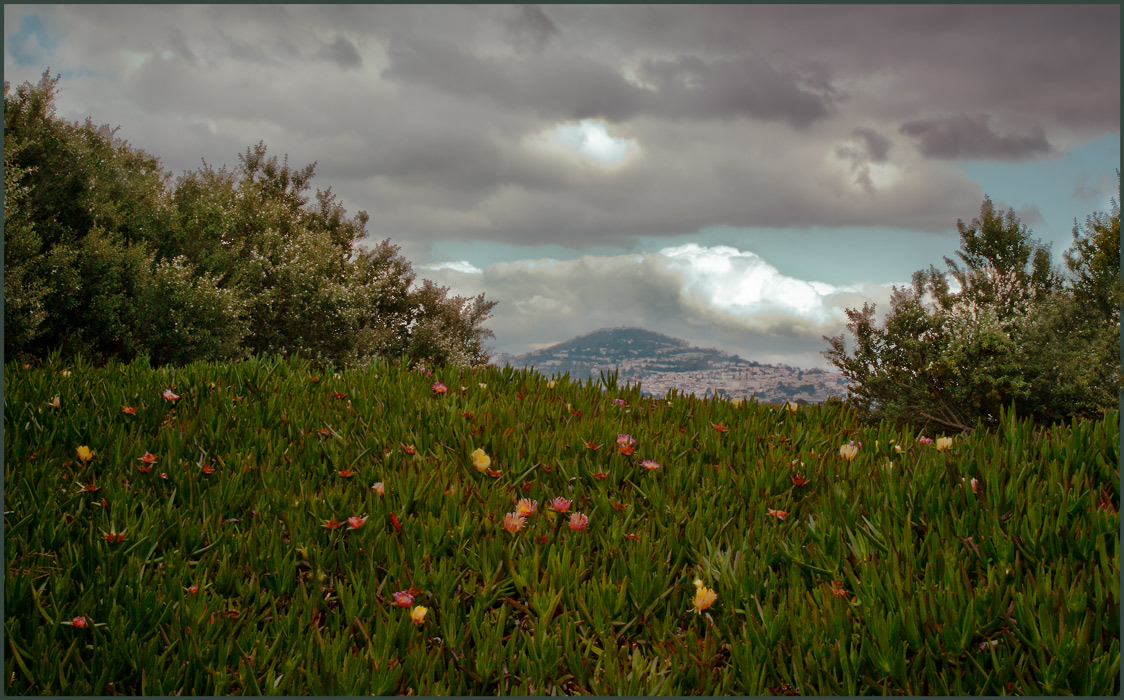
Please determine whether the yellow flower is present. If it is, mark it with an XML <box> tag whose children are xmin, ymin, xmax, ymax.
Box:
<box><xmin>839</xmin><ymin>443</ymin><xmax>859</xmax><ymax>461</ymax></box>
<box><xmin>692</xmin><ymin>586</ymin><xmax>718</xmax><ymax>613</ymax></box>
<box><xmin>731</xmin><ymin>398</ymin><xmax>743</xmax><ymax>407</ymax></box>
<box><xmin>503</xmin><ymin>512</ymin><xmax>526</xmax><ymax>534</ymax></box>
<box><xmin>76</xmin><ymin>445</ymin><xmax>94</xmax><ymax>462</ymax></box>
<box><xmin>479</xmin><ymin>383</ymin><xmax>487</xmax><ymax>390</ymax></box>
<box><xmin>49</xmin><ymin>395</ymin><xmax>60</xmax><ymax>408</ymax></box>
<box><xmin>515</xmin><ymin>499</ymin><xmax>538</xmax><ymax>517</ymax></box>
<box><xmin>61</xmin><ymin>369</ymin><xmax>72</xmax><ymax>378</ymax></box>
<box><xmin>547</xmin><ymin>380</ymin><xmax>556</xmax><ymax>389</ymax></box>
<box><xmin>935</xmin><ymin>436</ymin><xmax>953</xmax><ymax>451</ymax></box>
<box><xmin>410</xmin><ymin>605</ymin><xmax>428</xmax><ymax>624</ymax></box>
<box><xmin>471</xmin><ymin>448</ymin><xmax>491</xmax><ymax>472</ymax></box>
<box><xmin>784</xmin><ymin>401</ymin><xmax>799</xmax><ymax>413</ymax></box>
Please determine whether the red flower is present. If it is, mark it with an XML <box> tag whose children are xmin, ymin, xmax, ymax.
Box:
<box><xmin>334</xmin><ymin>392</ymin><xmax>347</xmax><ymax>399</ymax></box>
<box><xmin>338</xmin><ymin>468</ymin><xmax>357</xmax><ymax>478</ymax></box>
<box><xmin>188</xmin><ymin>584</ymin><xmax>200</xmax><ymax>594</ymax></box>
<box><xmin>389</xmin><ymin>512</ymin><xmax>402</xmax><ymax>533</ymax></box>
<box><xmin>791</xmin><ymin>474</ymin><xmax>810</xmax><ymax>487</ymax></box>
<box><xmin>122</xmin><ymin>406</ymin><xmax>137</xmax><ymax>415</ymax></box>
<box><xmin>82</xmin><ymin>483</ymin><xmax>99</xmax><ymax>493</ymax></box>
<box><xmin>104</xmin><ymin>531</ymin><xmax>125</xmax><ymax>544</ymax></box>
<box><xmin>485</xmin><ymin>468</ymin><xmax>503</xmax><ymax>478</ymax></box>
<box><xmin>201</xmin><ymin>464</ymin><xmax>214</xmax><ymax>475</ymax></box>
<box><xmin>347</xmin><ymin>516</ymin><xmax>368</xmax><ymax>530</ymax></box>
<box><xmin>767</xmin><ymin>508</ymin><xmax>788</xmax><ymax>520</ymax></box>
<box><xmin>534</xmin><ymin>535</ymin><xmax>550</xmax><ymax>544</ymax></box>
<box><xmin>140</xmin><ymin>452</ymin><xmax>157</xmax><ymax>464</ymax></box>
<box><xmin>584</xmin><ymin>440</ymin><xmax>602</xmax><ymax>451</ymax></box>
<box><xmin>711</xmin><ymin>422</ymin><xmax>728</xmax><ymax>433</ymax></box>
<box><xmin>624</xmin><ymin>532</ymin><xmax>640</xmax><ymax>542</ymax></box>
<box><xmin>401</xmin><ymin>444</ymin><xmax>417</xmax><ymax>455</ymax></box>
<box><xmin>163</xmin><ymin>389</ymin><xmax>180</xmax><ymax>402</ymax></box>
<box><xmin>592</xmin><ymin>470</ymin><xmax>609</xmax><ymax>480</ymax></box>
<box><xmin>138</xmin><ymin>464</ymin><xmax>153</xmax><ymax>474</ymax></box>
<box><xmin>322</xmin><ymin>518</ymin><xmax>344</xmax><ymax>529</ymax></box>
<box><xmin>318</xmin><ymin>428</ymin><xmax>332</xmax><ymax>437</ymax></box>
<box><xmin>71</xmin><ymin>616</ymin><xmax>88</xmax><ymax>629</ymax></box>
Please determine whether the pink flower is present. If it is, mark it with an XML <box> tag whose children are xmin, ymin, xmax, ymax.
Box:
<box><xmin>568</xmin><ymin>512</ymin><xmax>589</xmax><ymax>532</ymax></box>
<box><xmin>611</xmin><ymin>398</ymin><xmax>628</xmax><ymax>407</ymax></box>
<box><xmin>71</xmin><ymin>616</ymin><xmax>88</xmax><ymax>629</ymax></box>
<box><xmin>640</xmin><ymin>460</ymin><xmax>660</xmax><ymax>472</ymax></box>
<box><xmin>163</xmin><ymin>389</ymin><xmax>180</xmax><ymax>402</ymax></box>
<box><xmin>503</xmin><ymin>512</ymin><xmax>526</xmax><ymax>534</ymax></box>
<box><xmin>432</xmin><ymin>382</ymin><xmax>448</xmax><ymax>395</ymax></box>
<box><xmin>393</xmin><ymin>590</ymin><xmax>415</xmax><ymax>607</ymax></box>
<box><xmin>372</xmin><ymin>482</ymin><xmax>386</xmax><ymax>496</ymax></box>
<box><xmin>347</xmin><ymin>516</ymin><xmax>367</xmax><ymax>530</ymax></box>
<box><xmin>549</xmin><ymin>497</ymin><xmax>572</xmax><ymax>514</ymax></box>
<box><xmin>617</xmin><ymin>434</ymin><xmax>636</xmax><ymax>455</ymax></box>
<box><xmin>918</xmin><ymin>436</ymin><xmax>934</xmax><ymax>445</ymax></box>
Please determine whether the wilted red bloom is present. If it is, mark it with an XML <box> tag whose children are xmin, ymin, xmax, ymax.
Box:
<box><xmin>393</xmin><ymin>590</ymin><xmax>415</xmax><ymax>607</ymax></box>
<box><xmin>201</xmin><ymin>464</ymin><xmax>214</xmax><ymax>475</ymax></box>
<box><xmin>122</xmin><ymin>406</ymin><xmax>137</xmax><ymax>415</ymax></box>
<box><xmin>791</xmin><ymin>474</ymin><xmax>810</xmax><ymax>487</ymax></box>
<box><xmin>767</xmin><ymin>508</ymin><xmax>788</xmax><ymax>520</ymax></box>
<box><xmin>334</xmin><ymin>392</ymin><xmax>347</xmax><ymax>399</ymax></box>
<box><xmin>401</xmin><ymin>444</ymin><xmax>417</xmax><ymax>455</ymax></box>
<box><xmin>158</xmin><ymin>473</ymin><xmax>167</xmax><ymax>480</ymax></box>
<box><xmin>338</xmin><ymin>468</ymin><xmax>357</xmax><ymax>478</ymax></box>
<box><xmin>140</xmin><ymin>452</ymin><xmax>157</xmax><ymax>464</ymax></box>
<box><xmin>82</xmin><ymin>483</ymin><xmax>99</xmax><ymax>493</ymax></box>
<box><xmin>522</xmin><ymin>481</ymin><xmax>533</xmax><ymax>492</ymax></box>
<box><xmin>138</xmin><ymin>464</ymin><xmax>153</xmax><ymax>474</ymax></box>
<box><xmin>188</xmin><ymin>584</ymin><xmax>200</xmax><ymax>594</ymax></box>
<box><xmin>163</xmin><ymin>389</ymin><xmax>180</xmax><ymax>402</ymax></box>
<box><xmin>71</xmin><ymin>616</ymin><xmax>88</xmax><ymax>629</ymax></box>
<box><xmin>829</xmin><ymin>581</ymin><xmax>848</xmax><ymax>598</ymax></box>
<box><xmin>624</xmin><ymin>532</ymin><xmax>640</xmax><ymax>542</ymax></box>
<box><xmin>318</xmin><ymin>428</ymin><xmax>331</xmax><ymax>437</ymax></box>
<box><xmin>640</xmin><ymin>460</ymin><xmax>660</xmax><ymax>472</ymax></box>
<box><xmin>347</xmin><ymin>516</ymin><xmax>368</xmax><ymax>530</ymax></box>
<box><xmin>432</xmin><ymin>381</ymin><xmax>448</xmax><ymax>394</ymax></box>
<box><xmin>711</xmin><ymin>423</ymin><xmax>728</xmax><ymax>433</ymax></box>
<box><xmin>568</xmin><ymin>512</ymin><xmax>589</xmax><ymax>531</ymax></box>
<box><xmin>104</xmin><ymin>531</ymin><xmax>125</xmax><ymax>544</ymax></box>
<box><xmin>612</xmin><ymin>502</ymin><xmax>628</xmax><ymax>513</ymax></box>
<box><xmin>549</xmin><ymin>497</ymin><xmax>572</xmax><ymax>513</ymax></box>
<box><xmin>322</xmin><ymin>518</ymin><xmax>344</xmax><ymax>529</ymax></box>
<box><xmin>389</xmin><ymin>512</ymin><xmax>402</xmax><ymax>533</ymax></box>
<box><xmin>534</xmin><ymin>535</ymin><xmax>550</xmax><ymax>544</ymax></box>
<box><xmin>584</xmin><ymin>440</ymin><xmax>602</xmax><ymax>451</ymax></box>
<box><xmin>485</xmin><ymin>468</ymin><xmax>503</xmax><ymax>478</ymax></box>
<box><xmin>592</xmin><ymin>470</ymin><xmax>609</xmax><ymax>480</ymax></box>
<box><xmin>231</xmin><ymin>395</ymin><xmax>243</xmax><ymax>403</ymax></box>
<box><xmin>619</xmin><ymin>443</ymin><xmax>635</xmax><ymax>456</ymax></box>
<box><xmin>310</xmin><ymin>376</ymin><xmax>320</xmax><ymax>383</ymax></box>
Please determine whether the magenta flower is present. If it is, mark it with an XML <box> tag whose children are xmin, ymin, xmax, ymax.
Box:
<box><xmin>393</xmin><ymin>590</ymin><xmax>415</xmax><ymax>607</ymax></box>
<box><xmin>640</xmin><ymin>459</ymin><xmax>660</xmax><ymax>472</ymax></box>
<box><xmin>568</xmin><ymin>512</ymin><xmax>589</xmax><ymax>532</ymax></box>
<box><xmin>432</xmin><ymin>382</ymin><xmax>448</xmax><ymax>395</ymax></box>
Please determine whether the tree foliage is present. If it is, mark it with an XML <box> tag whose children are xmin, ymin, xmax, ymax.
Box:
<box><xmin>4</xmin><ymin>70</ymin><xmax>496</xmax><ymax>368</ymax></box>
<box><xmin>825</xmin><ymin>194</ymin><xmax>1121</xmax><ymax>432</ymax></box>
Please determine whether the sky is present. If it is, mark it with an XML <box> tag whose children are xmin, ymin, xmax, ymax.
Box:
<box><xmin>5</xmin><ymin>4</ymin><xmax>1120</xmax><ymax>368</ymax></box>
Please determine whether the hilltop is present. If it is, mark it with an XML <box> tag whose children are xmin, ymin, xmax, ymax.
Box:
<box><xmin>494</xmin><ymin>327</ymin><xmax>848</xmax><ymax>403</ymax></box>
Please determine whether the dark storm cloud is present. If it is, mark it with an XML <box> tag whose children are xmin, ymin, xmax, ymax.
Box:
<box><xmin>318</xmin><ymin>36</ymin><xmax>362</xmax><ymax>70</ymax></box>
<box><xmin>505</xmin><ymin>5</ymin><xmax>560</xmax><ymax>55</ymax></box>
<box><xmin>900</xmin><ymin>114</ymin><xmax>1054</xmax><ymax>161</ymax></box>
<box><xmin>852</xmin><ymin>128</ymin><xmax>891</xmax><ymax>163</ymax></box>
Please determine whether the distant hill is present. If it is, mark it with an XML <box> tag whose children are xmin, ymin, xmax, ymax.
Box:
<box><xmin>495</xmin><ymin>327</ymin><xmax>849</xmax><ymax>403</ymax></box>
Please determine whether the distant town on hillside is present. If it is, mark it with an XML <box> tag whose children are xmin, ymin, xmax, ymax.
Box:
<box><xmin>494</xmin><ymin>327</ymin><xmax>849</xmax><ymax>403</ymax></box>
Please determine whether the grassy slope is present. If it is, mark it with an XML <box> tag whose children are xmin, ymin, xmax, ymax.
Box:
<box><xmin>4</xmin><ymin>354</ymin><xmax>1120</xmax><ymax>695</ymax></box>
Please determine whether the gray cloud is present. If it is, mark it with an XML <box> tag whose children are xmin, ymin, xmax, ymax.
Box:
<box><xmin>900</xmin><ymin>114</ymin><xmax>1054</xmax><ymax>161</ymax></box>
<box><xmin>505</xmin><ymin>5</ymin><xmax>560</xmax><ymax>55</ymax></box>
<box><xmin>1073</xmin><ymin>171</ymin><xmax>1115</xmax><ymax>203</ymax></box>
<box><xmin>319</xmin><ymin>35</ymin><xmax>362</xmax><ymax>70</ymax></box>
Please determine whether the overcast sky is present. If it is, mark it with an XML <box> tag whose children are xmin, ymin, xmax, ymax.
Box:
<box><xmin>5</xmin><ymin>4</ymin><xmax>1120</xmax><ymax>368</ymax></box>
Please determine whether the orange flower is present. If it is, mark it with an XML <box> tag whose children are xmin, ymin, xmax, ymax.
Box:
<box><xmin>347</xmin><ymin>516</ymin><xmax>367</xmax><ymax>530</ymax></box>
<box><xmin>139</xmin><ymin>452</ymin><xmax>157</xmax><ymax>464</ymax></box>
<box><xmin>372</xmin><ymin>482</ymin><xmax>386</xmax><ymax>496</ymax></box>
<box><xmin>549</xmin><ymin>497</ymin><xmax>572</xmax><ymax>513</ymax></box>
<box><xmin>767</xmin><ymin>508</ymin><xmax>788</xmax><ymax>520</ymax></box>
<box><xmin>584</xmin><ymin>440</ymin><xmax>602</xmax><ymax>451</ymax></box>
<box><xmin>120</xmin><ymin>405</ymin><xmax>138</xmax><ymax>415</ymax></box>
<box><xmin>323</xmin><ymin>518</ymin><xmax>344</xmax><ymax>529</ymax></box>
<box><xmin>568</xmin><ymin>512</ymin><xmax>589</xmax><ymax>532</ymax></box>
<box><xmin>617</xmin><ymin>434</ymin><xmax>636</xmax><ymax>455</ymax></box>
<box><xmin>76</xmin><ymin>445</ymin><xmax>94</xmax><ymax>462</ymax></box>
<box><xmin>503</xmin><ymin>512</ymin><xmax>526</xmax><ymax>534</ymax></box>
<box><xmin>163</xmin><ymin>389</ymin><xmax>180</xmax><ymax>402</ymax></box>
<box><xmin>338</xmin><ymin>468</ymin><xmax>357</xmax><ymax>478</ymax></box>
<box><xmin>515</xmin><ymin>499</ymin><xmax>538</xmax><ymax>517</ymax></box>
<box><xmin>201</xmin><ymin>463</ymin><xmax>214</xmax><ymax>475</ymax></box>
<box><xmin>692</xmin><ymin>586</ymin><xmax>718</xmax><ymax>613</ymax></box>
<box><xmin>711</xmin><ymin>423</ymin><xmax>728</xmax><ymax>433</ymax></box>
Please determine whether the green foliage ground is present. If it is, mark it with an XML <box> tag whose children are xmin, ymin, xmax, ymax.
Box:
<box><xmin>4</xmin><ymin>355</ymin><xmax>1120</xmax><ymax>695</ymax></box>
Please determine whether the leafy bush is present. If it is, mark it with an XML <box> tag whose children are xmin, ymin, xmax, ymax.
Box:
<box><xmin>825</xmin><ymin>195</ymin><xmax>1121</xmax><ymax>432</ymax></box>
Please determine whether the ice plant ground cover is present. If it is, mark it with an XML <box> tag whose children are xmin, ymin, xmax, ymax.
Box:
<box><xmin>4</xmin><ymin>354</ymin><xmax>1119</xmax><ymax>695</ymax></box>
